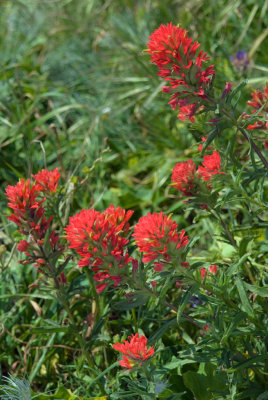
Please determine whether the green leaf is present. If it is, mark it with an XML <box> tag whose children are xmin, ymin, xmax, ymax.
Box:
<box><xmin>239</xmin><ymin>237</ymin><xmax>253</xmax><ymax>257</ymax></box>
<box><xmin>147</xmin><ymin>318</ymin><xmax>176</xmax><ymax>345</ymax></box>
<box><xmin>113</xmin><ymin>292</ymin><xmax>149</xmax><ymax>311</ymax></box>
<box><xmin>227</xmin><ymin>80</ymin><xmax>247</xmax><ymax>105</ymax></box>
<box><xmin>183</xmin><ymin>364</ymin><xmax>228</xmax><ymax>400</ymax></box>
<box><xmin>177</xmin><ymin>283</ymin><xmax>199</xmax><ymax>324</ymax></box>
<box><xmin>244</xmin><ymin>283</ymin><xmax>268</xmax><ymax>297</ymax></box>
<box><xmin>227</xmin><ymin>354</ymin><xmax>268</xmax><ymax>372</ymax></box>
<box><xmin>88</xmin><ymin>362</ymin><xmax>118</xmax><ymax>390</ymax></box>
<box><xmin>226</xmin><ymin>254</ymin><xmax>249</xmax><ymax>276</ymax></box>
<box><xmin>257</xmin><ymin>392</ymin><xmax>268</xmax><ymax>400</ymax></box>
<box><xmin>183</xmin><ymin>371</ymin><xmax>212</xmax><ymax>400</ymax></box>
<box><xmin>32</xmin><ymin>326</ymin><xmax>70</xmax><ymax>334</ymax></box>
<box><xmin>236</xmin><ymin>277</ymin><xmax>254</xmax><ymax>317</ymax></box>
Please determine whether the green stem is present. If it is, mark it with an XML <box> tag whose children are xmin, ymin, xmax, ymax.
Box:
<box><xmin>142</xmin><ymin>363</ymin><xmax>151</xmax><ymax>382</ymax></box>
<box><xmin>84</xmin><ymin>268</ymin><xmax>100</xmax><ymax>317</ymax></box>
<box><xmin>211</xmin><ymin>209</ymin><xmax>237</xmax><ymax>249</ymax></box>
<box><xmin>132</xmin><ymin>309</ymin><xmax>138</xmax><ymax>332</ymax></box>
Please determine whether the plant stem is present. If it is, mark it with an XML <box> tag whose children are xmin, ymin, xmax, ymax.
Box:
<box><xmin>239</xmin><ymin>127</ymin><xmax>268</xmax><ymax>170</ymax></box>
<box><xmin>212</xmin><ymin>209</ymin><xmax>237</xmax><ymax>249</ymax></box>
<box><xmin>84</xmin><ymin>268</ymin><xmax>100</xmax><ymax>318</ymax></box>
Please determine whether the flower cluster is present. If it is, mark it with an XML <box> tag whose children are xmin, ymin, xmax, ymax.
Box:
<box><xmin>246</xmin><ymin>83</ymin><xmax>268</xmax><ymax>131</ymax></box>
<box><xmin>65</xmin><ymin>205</ymin><xmax>134</xmax><ymax>293</ymax></box>
<box><xmin>171</xmin><ymin>151</ymin><xmax>225</xmax><ymax>197</ymax></box>
<box><xmin>133</xmin><ymin>211</ymin><xmax>188</xmax><ymax>270</ymax></box>
<box><xmin>5</xmin><ymin>169</ymin><xmax>62</xmax><ymax>268</ymax></box>
<box><xmin>113</xmin><ymin>333</ymin><xmax>154</xmax><ymax>368</ymax></box>
<box><xmin>147</xmin><ymin>23</ymin><xmax>215</xmax><ymax>121</ymax></box>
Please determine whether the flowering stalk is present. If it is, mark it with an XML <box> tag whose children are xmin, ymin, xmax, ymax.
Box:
<box><xmin>5</xmin><ymin>171</ymin><xmax>105</xmax><ymax>395</ymax></box>
<box><xmin>147</xmin><ymin>23</ymin><xmax>215</xmax><ymax>122</ymax></box>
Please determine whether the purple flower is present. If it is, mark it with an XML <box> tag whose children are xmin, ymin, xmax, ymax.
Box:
<box><xmin>230</xmin><ymin>51</ymin><xmax>249</xmax><ymax>73</ymax></box>
<box><xmin>190</xmin><ymin>295</ymin><xmax>203</xmax><ymax>308</ymax></box>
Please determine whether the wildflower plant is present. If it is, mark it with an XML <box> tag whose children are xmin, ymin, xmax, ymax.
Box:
<box><xmin>1</xmin><ymin>13</ymin><xmax>268</xmax><ymax>400</ymax></box>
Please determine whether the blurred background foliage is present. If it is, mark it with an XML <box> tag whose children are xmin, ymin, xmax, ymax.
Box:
<box><xmin>0</xmin><ymin>0</ymin><xmax>267</xmax><ymax>214</ymax></box>
<box><xmin>0</xmin><ymin>0</ymin><xmax>267</xmax><ymax>398</ymax></box>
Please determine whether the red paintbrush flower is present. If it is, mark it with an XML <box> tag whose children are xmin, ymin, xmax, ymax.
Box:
<box><xmin>147</xmin><ymin>23</ymin><xmax>215</xmax><ymax>121</ymax></box>
<box><xmin>197</xmin><ymin>151</ymin><xmax>225</xmax><ymax>181</ymax></box>
<box><xmin>247</xmin><ymin>83</ymin><xmax>268</xmax><ymax>131</ymax></box>
<box><xmin>171</xmin><ymin>159</ymin><xmax>196</xmax><ymax>195</ymax></box>
<box><xmin>65</xmin><ymin>205</ymin><xmax>133</xmax><ymax>292</ymax></box>
<box><xmin>113</xmin><ymin>333</ymin><xmax>154</xmax><ymax>369</ymax></box>
<box><xmin>5</xmin><ymin>177</ymin><xmax>62</xmax><ymax>269</ymax></box>
<box><xmin>32</xmin><ymin>168</ymin><xmax>61</xmax><ymax>193</ymax></box>
<box><xmin>5</xmin><ymin>179</ymin><xmax>46</xmax><ymax>232</ymax></box>
<box><xmin>133</xmin><ymin>212</ymin><xmax>188</xmax><ymax>266</ymax></box>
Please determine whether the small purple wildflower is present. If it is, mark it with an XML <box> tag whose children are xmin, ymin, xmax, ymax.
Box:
<box><xmin>230</xmin><ymin>51</ymin><xmax>249</xmax><ymax>73</ymax></box>
<box><xmin>190</xmin><ymin>295</ymin><xmax>203</xmax><ymax>308</ymax></box>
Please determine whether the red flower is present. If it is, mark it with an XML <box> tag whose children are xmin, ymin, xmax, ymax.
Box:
<box><xmin>147</xmin><ymin>23</ymin><xmax>215</xmax><ymax>121</ymax></box>
<box><xmin>32</xmin><ymin>168</ymin><xmax>60</xmax><ymax>193</ymax></box>
<box><xmin>17</xmin><ymin>240</ymin><xmax>30</xmax><ymax>253</ymax></box>
<box><xmin>5</xmin><ymin>179</ymin><xmax>50</xmax><ymax>235</ymax></box>
<box><xmin>248</xmin><ymin>83</ymin><xmax>268</xmax><ymax>112</ymax></box>
<box><xmin>200</xmin><ymin>267</ymin><xmax>207</xmax><ymax>280</ymax></box>
<box><xmin>113</xmin><ymin>333</ymin><xmax>154</xmax><ymax>369</ymax></box>
<box><xmin>247</xmin><ymin>83</ymin><xmax>268</xmax><ymax>131</ymax></box>
<box><xmin>209</xmin><ymin>264</ymin><xmax>217</xmax><ymax>274</ymax></box>
<box><xmin>200</xmin><ymin>265</ymin><xmax>217</xmax><ymax>280</ymax></box>
<box><xmin>171</xmin><ymin>159</ymin><xmax>196</xmax><ymax>195</ymax></box>
<box><xmin>133</xmin><ymin>212</ymin><xmax>189</xmax><ymax>266</ymax></box>
<box><xmin>264</xmin><ymin>139</ymin><xmax>268</xmax><ymax>150</ymax></box>
<box><xmin>5</xmin><ymin>179</ymin><xmax>41</xmax><ymax>226</ymax></box>
<box><xmin>65</xmin><ymin>205</ymin><xmax>133</xmax><ymax>292</ymax></box>
<box><xmin>104</xmin><ymin>204</ymin><xmax>134</xmax><ymax>234</ymax></box>
<box><xmin>222</xmin><ymin>82</ymin><xmax>232</xmax><ymax>98</ymax></box>
<box><xmin>5</xmin><ymin>176</ymin><xmax>63</xmax><ymax>271</ymax></box>
<box><xmin>197</xmin><ymin>151</ymin><xmax>225</xmax><ymax>181</ymax></box>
